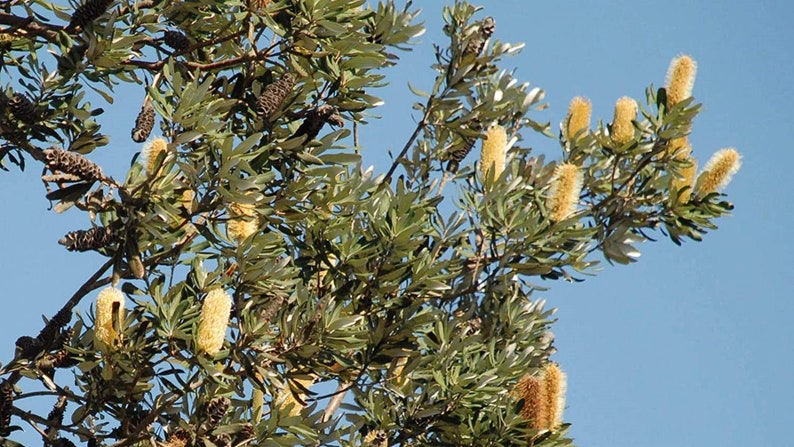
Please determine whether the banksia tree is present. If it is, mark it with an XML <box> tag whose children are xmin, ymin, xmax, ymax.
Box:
<box><xmin>0</xmin><ymin>1</ymin><xmax>741</xmax><ymax>446</ymax></box>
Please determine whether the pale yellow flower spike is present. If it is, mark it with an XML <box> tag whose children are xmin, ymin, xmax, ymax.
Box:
<box><xmin>196</xmin><ymin>288</ymin><xmax>232</xmax><ymax>356</ymax></box>
<box><xmin>226</xmin><ymin>202</ymin><xmax>258</xmax><ymax>243</ymax></box>
<box><xmin>95</xmin><ymin>287</ymin><xmax>125</xmax><ymax>349</ymax></box>
<box><xmin>275</xmin><ymin>376</ymin><xmax>316</xmax><ymax>416</ymax></box>
<box><xmin>696</xmin><ymin>148</ymin><xmax>742</xmax><ymax>196</ymax></box>
<box><xmin>513</xmin><ymin>373</ymin><xmax>547</xmax><ymax>430</ymax></box>
<box><xmin>668</xmin><ymin>136</ymin><xmax>691</xmax><ymax>159</ymax></box>
<box><xmin>480</xmin><ymin>124</ymin><xmax>508</xmax><ymax>181</ymax></box>
<box><xmin>143</xmin><ymin>137</ymin><xmax>168</xmax><ymax>174</ymax></box>
<box><xmin>611</xmin><ymin>97</ymin><xmax>637</xmax><ymax>147</ymax></box>
<box><xmin>665</xmin><ymin>55</ymin><xmax>697</xmax><ymax>107</ymax></box>
<box><xmin>547</xmin><ymin>163</ymin><xmax>583</xmax><ymax>222</ymax></box>
<box><xmin>564</xmin><ymin>96</ymin><xmax>591</xmax><ymax>142</ymax></box>
<box><xmin>672</xmin><ymin>156</ymin><xmax>698</xmax><ymax>204</ymax></box>
<box><xmin>543</xmin><ymin>364</ymin><xmax>567</xmax><ymax>430</ymax></box>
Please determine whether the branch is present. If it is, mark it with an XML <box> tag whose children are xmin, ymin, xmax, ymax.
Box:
<box><xmin>383</xmin><ymin>100</ymin><xmax>434</xmax><ymax>184</ymax></box>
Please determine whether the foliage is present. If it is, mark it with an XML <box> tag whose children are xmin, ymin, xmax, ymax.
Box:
<box><xmin>0</xmin><ymin>1</ymin><xmax>737</xmax><ymax>446</ymax></box>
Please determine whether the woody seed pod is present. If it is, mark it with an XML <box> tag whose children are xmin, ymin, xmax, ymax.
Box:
<box><xmin>363</xmin><ymin>430</ymin><xmax>388</xmax><ymax>447</ymax></box>
<box><xmin>9</xmin><ymin>93</ymin><xmax>36</xmax><ymax>124</ymax></box>
<box><xmin>59</xmin><ymin>226</ymin><xmax>115</xmax><ymax>252</ymax></box>
<box><xmin>446</xmin><ymin>136</ymin><xmax>476</xmax><ymax>173</ymax></box>
<box><xmin>68</xmin><ymin>0</ymin><xmax>113</xmax><ymax>30</ymax></box>
<box><xmin>256</xmin><ymin>73</ymin><xmax>296</xmax><ymax>121</ymax></box>
<box><xmin>163</xmin><ymin>30</ymin><xmax>190</xmax><ymax>52</ymax></box>
<box><xmin>204</xmin><ymin>396</ymin><xmax>231</xmax><ymax>431</ymax></box>
<box><xmin>131</xmin><ymin>102</ymin><xmax>155</xmax><ymax>142</ymax></box>
<box><xmin>43</xmin><ymin>147</ymin><xmax>103</xmax><ymax>182</ymax></box>
<box><xmin>0</xmin><ymin>382</ymin><xmax>14</xmax><ymax>433</ymax></box>
<box><xmin>292</xmin><ymin>104</ymin><xmax>344</xmax><ymax>142</ymax></box>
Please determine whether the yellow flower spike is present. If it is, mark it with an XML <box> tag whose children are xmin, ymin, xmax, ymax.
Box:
<box><xmin>564</xmin><ymin>96</ymin><xmax>591</xmax><ymax>142</ymax></box>
<box><xmin>672</xmin><ymin>156</ymin><xmax>698</xmax><ymax>204</ymax></box>
<box><xmin>547</xmin><ymin>163</ymin><xmax>583</xmax><ymax>222</ymax></box>
<box><xmin>668</xmin><ymin>136</ymin><xmax>691</xmax><ymax>159</ymax></box>
<box><xmin>513</xmin><ymin>373</ymin><xmax>547</xmax><ymax>430</ymax></box>
<box><xmin>196</xmin><ymin>289</ymin><xmax>232</xmax><ymax>356</ymax></box>
<box><xmin>542</xmin><ymin>363</ymin><xmax>567</xmax><ymax>430</ymax></box>
<box><xmin>226</xmin><ymin>201</ymin><xmax>258</xmax><ymax>243</ymax></box>
<box><xmin>142</xmin><ymin>137</ymin><xmax>169</xmax><ymax>174</ymax></box>
<box><xmin>275</xmin><ymin>375</ymin><xmax>316</xmax><ymax>416</ymax></box>
<box><xmin>480</xmin><ymin>124</ymin><xmax>508</xmax><ymax>181</ymax></box>
<box><xmin>665</xmin><ymin>55</ymin><xmax>697</xmax><ymax>107</ymax></box>
<box><xmin>696</xmin><ymin>148</ymin><xmax>742</xmax><ymax>196</ymax></box>
<box><xmin>611</xmin><ymin>96</ymin><xmax>637</xmax><ymax>147</ymax></box>
<box><xmin>95</xmin><ymin>287</ymin><xmax>125</xmax><ymax>349</ymax></box>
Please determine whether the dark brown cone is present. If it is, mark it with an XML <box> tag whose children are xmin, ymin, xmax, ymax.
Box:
<box><xmin>37</xmin><ymin>306</ymin><xmax>73</xmax><ymax>348</ymax></box>
<box><xmin>15</xmin><ymin>335</ymin><xmax>44</xmax><ymax>358</ymax></box>
<box><xmin>292</xmin><ymin>104</ymin><xmax>344</xmax><ymax>142</ymax></box>
<box><xmin>205</xmin><ymin>396</ymin><xmax>230</xmax><ymax>431</ymax></box>
<box><xmin>464</xmin><ymin>35</ymin><xmax>485</xmax><ymax>57</ymax></box>
<box><xmin>163</xmin><ymin>30</ymin><xmax>190</xmax><ymax>52</ymax></box>
<box><xmin>259</xmin><ymin>295</ymin><xmax>284</xmax><ymax>324</ymax></box>
<box><xmin>53</xmin><ymin>438</ymin><xmax>77</xmax><ymax>447</ymax></box>
<box><xmin>0</xmin><ymin>382</ymin><xmax>14</xmax><ymax>434</ymax></box>
<box><xmin>256</xmin><ymin>73</ymin><xmax>296</xmax><ymax>121</ymax></box>
<box><xmin>234</xmin><ymin>423</ymin><xmax>255</xmax><ymax>445</ymax></box>
<box><xmin>446</xmin><ymin>136</ymin><xmax>476</xmax><ymax>173</ymax></box>
<box><xmin>36</xmin><ymin>348</ymin><xmax>76</xmax><ymax>371</ymax></box>
<box><xmin>9</xmin><ymin>93</ymin><xmax>36</xmax><ymax>124</ymax></box>
<box><xmin>47</xmin><ymin>395</ymin><xmax>68</xmax><ymax>428</ymax></box>
<box><xmin>68</xmin><ymin>0</ymin><xmax>113</xmax><ymax>30</ymax></box>
<box><xmin>211</xmin><ymin>433</ymin><xmax>232</xmax><ymax>447</ymax></box>
<box><xmin>132</xmin><ymin>102</ymin><xmax>155</xmax><ymax>142</ymax></box>
<box><xmin>59</xmin><ymin>226</ymin><xmax>116</xmax><ymax>252</ymax></box>
<box><xmin>43</xmin><ymin>147</ymin><xmax>103</xmax><ymax>182</ymax></box>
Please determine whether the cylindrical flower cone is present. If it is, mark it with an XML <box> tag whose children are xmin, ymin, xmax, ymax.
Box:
<box><xmin>142</xmin><ymin>137</ymin><xmax>169</xmax><ymax>174</ymax></box>
<box><xmin>226</xmin><ymin>202</ymin><xmax>258</xmax><ymax>243</ymax></box>
<box><xmin>95</xmin><ymin>287</ymin><xmax>125</xmax><ymax>349</ymax></box>
<box><xmin>611</xmin><ymin>97</ymin><xmax>637</xmax><ymax>147</ymax></box>
<box><xmin>564</xmin><ymin>96</ymin><xmax>591</xmax><ymax>142</ymax></box>
<box><xmin>542</xmin><ymin>363</ymin><xmax>567</xmax><ymax>430</ymax></box>
<box><xmin>196</xmin><ymin>289</ymin><xmax>232</xmax><ymax>356</ymax></box>
<box><xmin>513</xmin><ymin>373</ymin><xmax>547</xmax><ymax>430</ymax></box>
<box><xmin>547</xmin><ymin>163</ymin><xmax>583</xmax><ymax>222</ymax></box>
<box><xmin>480</xmin><ymin>124</ymin><xmax>507</xmax><ymax>181</ymax></box>
<box><xmin>665</xmin><ymin>55</ymin><xmax>697</xmax><ymax>107</ymax></box>
<box><xmin>695</xmin><ymin>148</ymin><xmax>742</xmax><ymax>196</ymax></box>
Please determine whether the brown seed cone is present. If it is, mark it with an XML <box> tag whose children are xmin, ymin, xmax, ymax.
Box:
<box><xmin>43</xmin><ymin>147</ymin><xmax>104</xmax><ymax>182</ymax></box>
<box><xmin>0</xmin><ymin>382</ymin><xmax>14</xmax><ymax>434</ymax></box>
<box><xmin>256</xmin><ymin>73</ymin><xmax>296</xmax><ymax>121</ymax></box>
<box><xmin>292</xmin><ymin>104</ymin><xmax>344</xmax><ymax>142</ymax></box>
<box><xmin>68</xmin><ymin>0</ymin><xmax>113</xmax><ymax>29</ymax></box>
<box><xmin>59</xmin><ymin>226</ymin><xmax>116</xmax><ymax>252</ymax></box>
<box><xmin>234</xmin><ymin>423</ymin><xmax>255</xmax><ymax>445</ymax></box>
<box><xmin>205</xmin><ymin>396</ymin><xmax>230</xmax><ymax>431</ymax></box>
<box><xmin>446</xmin><ymin>136</ymin><xmax>476</xmax><ymax>173</ymax></box>
<box><xmin>15</xmin><ymin>335</ymin><xmax>44</xmax><ymax>358</ymax></box>
<box><xmin>47</xmin><ymin>395</ymin><xmax>68</xmax><ymax>428</ymax></box>
<box><xmin>131</xmin><ymin>102</ymin><xmax>155</xmax><ymax>142</ymax></box>
<box><xmin>163</xmin><ymin>30</ymin><xmax>190</xmax><ymax>52</ymax></box>
<box><xmin>53</xmin><ymin>438</ymin><xmax>77</xmax><ymax>447</ymax></box>
<box><xmin>259</xmin><ymin>295</ymin><xmax>284</xmax><ymax>323</ymax></box>
<box><xmin>9</xmin><ymin>93</ymin><xmax>36</xmax><ymax>124</ymax></box>
<box><xmin>464</xmin><ymin>34</ymin><xmax>486</xmax><ymax>57</ymax></box>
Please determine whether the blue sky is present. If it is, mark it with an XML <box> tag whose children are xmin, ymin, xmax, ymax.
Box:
<box><xmin>1</xmin><ymin>1</ymin><xmax>792</xmax><ymax>446</ymax></box>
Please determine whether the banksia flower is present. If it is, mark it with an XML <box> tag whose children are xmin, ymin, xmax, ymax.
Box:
<box><xmin>256</xmin><ymin>73</ymin><xmax>296</xmax><ymax>122</ymax></box>
<box><xmin>696</xmin><ymin>148</ymin><xmax>742</xmax><ymax>196</ymax></box>
<box><xmin>513</xmin><ymin>373</ymin><xmax>545</xmax><ymax>429</ymax></box>
<box><xmin>163</xmin><ymin>30</ymin><xmax>190</xmax><ymax>52</ymax></box>
<box><xmin>95</xmin><ymin>287</ymin><xmax>125</xmax><ymax>349</ymax></box>
<box><xmin>68</xmin><ymin>0</ymin><xmax>113</xmax><ymax>30</ymax></box>
<box><xmin>667</xmin><ymin>136</ymin><xmax>691</xmax><ymax>159</ymax></box>
<box><xmin>446</xmin><ymin>136</ymin><xmax>476</xmax><ymax>173</ymax></box>
<box><xmin>226</xmin><ymin>201</ymin><xmax>258</xmax><ymax>243</ymax></box>
<box><xmin>163</xmin><ymin>428</ymin><xmax>190</xmax><ymax>447</ymax></box>
<box><xmin>611</xmin><ymin>96</ymin><xmax>637</xmax><ymax>147</ymax></box>
<box><xmin>204</xmin><ymin>396</ymin><xmax>231</xmax><ymax>431</ymax></box>
<box><xmin>542</xmin><ymin>363</ymin><xmax>567</xmax><ymax>430</ymax></box>
<box><xmin>59</xmin><ymin>226</ymin><xmax>115</xmax><ymax>252</ymax></box>
<box><xmin>564</xmin><ymin>96</ymin><xmax>591</xmax><ymax>142</ymax></box>
<box><xmin>665</xmin><ymin>55</ymin><xmax>697</xmax><ymax>107</ymax></box>
<box><xmin>43</xmin><ymin>147</ymin><xmax>104</xmax><ymax>182</ymax></box>
<box><xmin>363</xmin><ymin>430</ymin><xmax>388</xmax><ymax>447</ymax></box>
<box><xmin>480</xmin><ymin>124</ymin><xmax>507</xmax><ymax>180</ymax></box>
<box><xmin>547</xmin><ymin>163</ymin><xmax>583</xmax><ymax>222</ymax></box>
<box><xmin>9</xmin><ymin>93</ymin><xmax>36</xmax><ymax>124</ymax></box>
<box><xmin>142</xmin><ymin>137</ymin><xmax>169</xmax><ymax>174</ymax></box>
<box><xmin>672</xmin><ymin>156</ymin><xmax>698</xmax><ymax>203</ymax></box>
<box><xmin>275</xmin><ymin>376</ymin><xmax>315</xmax><ymax>416</ymax></box>
<box><xmin>196</xmin><ymin>289</ymin><xmax>232</xmax><ymax>356</ymax></box>
<box><xmin>292</xmin><ymin>104</ymin><xmax>345</xmax><ymax>142</ymax></box>
<box><xmin>131</xmin><ymin>102</ymin><xmax>155</xmax><ymax>142</ymax></box>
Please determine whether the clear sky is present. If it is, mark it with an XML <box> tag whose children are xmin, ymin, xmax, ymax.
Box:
<box><xmin>1</xmin><ymin>1</ymin><xmax>792</xmax><ymax>446</ymax></box>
